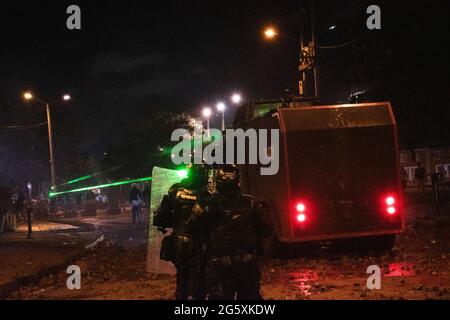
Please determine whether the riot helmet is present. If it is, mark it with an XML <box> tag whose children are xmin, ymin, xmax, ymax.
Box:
<box><xmin>185</xmin><ymin>164</ymin><xmax>208</xmax><ymax>187</ymax></box>
<box><xmin>215</xmin><ymin>164</ymin><xmax>240</xmax><ymax>193</ymax></box>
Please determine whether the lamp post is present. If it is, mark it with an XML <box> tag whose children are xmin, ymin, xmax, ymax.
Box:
<box><xmin>23</xmin><ymin>92</ymin><xmax>71</xmax><ymax>191</ymax></box>
<box><xmin>216</xmin><ymin>102</ymin><xmax>226</xmax><ymax>131</ymax></box>
<box><xmin>202</xmin><ymin>107</ymin><xmax>212</xmax><ymax>137</ymax></box>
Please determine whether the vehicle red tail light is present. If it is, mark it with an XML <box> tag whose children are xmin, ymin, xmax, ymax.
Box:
<box><xmin>295</xmin><ymin>202</ymin><xmax>307</xmax><ymax>223</ymax></box>
<box><xmin>296</xmin><ymin>203</ymin><xmax>306</xmax><ymax>213</ymax></box>
<box><xmin>387</xmin><ymin>207</ymin><xmax>396</xmax><ymax>215</ymax></box>
<box><xmin>296</xmin><ymin>213</ymin><xmax>306</xmax><ymax>222</ymax></box>
<box><xmin>385</xmin><ymin>196</ymin><xmax>395</xmax><ymax>206</ymax></box>
<box><xmin>384</xmin><ymin>196</ymin><xmax>397</xmax><ymax>216</ymax></box>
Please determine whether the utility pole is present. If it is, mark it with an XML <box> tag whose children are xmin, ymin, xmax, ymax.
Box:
<box><xmin>298</xmin><ymin>0</ymin><xmax>320</xmax><ymax>99</ymax></box>
<box><xmin>23</xmin><ymin>92</ymin><xmax>71</xmax><ymax>199</ymax></box>
<box><xmin>46</xmin><ymin>103</ymin><xmax>56</xmax><ymax>190</ymax></box>
<box><xmin>310</xmin><ymin>0</ymin><xmax>320</xmax><ymax>99</ymax></box>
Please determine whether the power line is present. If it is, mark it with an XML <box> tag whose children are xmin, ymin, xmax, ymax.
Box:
<box><xmin>317</xmin><ymin>32</ymin><xmax>369</xmax><ymax>49</ymax></box>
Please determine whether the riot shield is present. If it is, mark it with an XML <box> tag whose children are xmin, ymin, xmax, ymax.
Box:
<box><xmin>146</xmin><ymin>167</ymin><xmax>182</xmax><ymax>275</ymax></box>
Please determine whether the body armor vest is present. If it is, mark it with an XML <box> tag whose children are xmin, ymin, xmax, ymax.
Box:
<box><xmin>209</xmin><ymin>194</ymin><xmax>257</xmax><ymax>257</ymax></box>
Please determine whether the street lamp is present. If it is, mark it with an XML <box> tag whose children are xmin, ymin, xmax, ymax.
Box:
<box><xmin>202</xmin><ymin>107</ymin><xmax>212</xmax><ymax>136</ymax></box>
<box><xmin>216</xmin><ymin>102</ymin><xmax>226</xmax><ymax>131</ymax></box>
<box><xmin>264</xmin><ymin>27</ymin><xmax>277</xmax><ymax>39</ymax></box>
<box><xmin>23</xmin><ymin>91</ymin><xmax>71</xmax><ymax>191</ymax></box>
<box><xmin>231</xmin><ymin>93</ymin><xmax>242</xmax><ymax>105</ymax></box>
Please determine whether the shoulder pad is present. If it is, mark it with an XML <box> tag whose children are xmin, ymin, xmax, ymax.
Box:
<box><xmin>168</xmin><ymin>183</ymin><xmax>182</xmax><ymax>195</ymax></box>
<box><xmin>176</xmin><ymin>188</ymin><xmax>198</xmax><ymax>202</ymax></box>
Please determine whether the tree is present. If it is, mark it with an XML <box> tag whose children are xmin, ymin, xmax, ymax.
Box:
<box><xmin>101</xmin><ymin>110</ymin><xmax>193</xmax><ymax>179</ymax></box>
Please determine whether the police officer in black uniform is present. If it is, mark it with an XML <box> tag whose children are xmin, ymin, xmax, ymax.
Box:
<box><xmin>187</xmin><ymin>164</ymin><xmax>273</xmax><ymax>300</ymax></box>
<box><xmin>153</xmin><ymin>164</ymin><xmax>211</xmax><ymax>300</ymax></box>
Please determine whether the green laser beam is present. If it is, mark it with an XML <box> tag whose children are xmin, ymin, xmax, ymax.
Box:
<box><xmin>66</xmin><ymin>174</ymin><xmax>93</xmax><ymax>185</ymax></box>
<box><xmin>49</xmin><ymin>176</ymin><xmax>152</xmax><ymax>197</ymax></box>
<box><xmin>56</xmin><ymin>166</ymin><xmax>122</xmax><ymax>189</ymax></box>
<box><xmin>55</xmin><ymin>175</ymin><xmax>92</xmax><ymax>189</ymax></box>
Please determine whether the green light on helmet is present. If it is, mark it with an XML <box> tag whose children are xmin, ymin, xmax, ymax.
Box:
<box><xmin>177</xmin><ymin>169</ymin><xmax>188</xmax><ymax>179</ymax></box>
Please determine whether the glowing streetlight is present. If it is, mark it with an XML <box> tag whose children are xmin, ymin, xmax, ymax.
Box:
<box><xmin>202</xmin><ymin>107</ymin><xmax>212</xmax><ymax>117</ymax></box>
<box><xmin>264</xmin><ymin>27</ymin><xmax>277</xmax><ymax>39</ymax></box>
<box><xmin>231</xmin><ymin>93</ymin><xmax>242</xmax><ymax>104</ymax></box>
<box><xmin>216</xmin><ymin>102</ymin><xmax>226</xmax><ymax>112</ymax></box>
<box><xmin>216</xmin><ymin>102</ymin><xmax>226</xmax><ymax>131</ymax></box>
<box><xmin>22</xmin><ymin>91</ymin><xmax>71</xmax><ymax>193</ymax></box>
<box><xmin>202</xmin><ymin>107</ymin><xmax>212</xmax><ymax>136</ymax></box>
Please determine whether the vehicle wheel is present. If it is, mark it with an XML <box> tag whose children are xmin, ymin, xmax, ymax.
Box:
<box><xmin>368</xmin><ymin>235</ymin><xmax>396</xmax><ymax>253</ymax></box>
<box><xmin>259</xmin><ymin>232</ymin><xmax>278</xmax><ymax>258</ymax></box>
<box><xmin>334</xmin><ymin>235</ymin><xmax>396</xmax><ymax>254</ymax></box>
<box><xmin>264</xmin><ymin>236</ymin><xmax>309</xmax><ymax>259</ymax></box>
<box><xmin>259</xmin><ymin>232</ymin><xmax>298</xmax><ymax>259</ymax></box>
<box><xmin>379</xmin><ymin>234</ymin><xmax>396</xmax><ymax>251</ymax></box>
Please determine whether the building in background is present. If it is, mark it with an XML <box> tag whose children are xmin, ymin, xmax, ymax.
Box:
<box><xmin>399</xmin><ymin>146</ymin><xmax>450</xmax><ymax>187</ymax></box>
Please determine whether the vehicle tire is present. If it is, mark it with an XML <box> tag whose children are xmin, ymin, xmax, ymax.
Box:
<box><xmin>260</xmin><ymin>233</ymin><xmax>296</xmax><ymax>259</ymax></box>
<box><xmin>259</xmin><ymin>232</ymin><xmax>278</xmax><ymax>258</ymax></box>
<box><xmin>334</xmin><ymin>235</ymin><xmax>396</xmax><ymax>254</ymax></box>
<box><xmin>368</xmin><ymin>235</ymin><xmax>396</xmax><ymax>253</ymax></box>
<box><xmin>263</xmin><ymin>236</ymin><xmax>308</xmax><ymax>259</ymax></box>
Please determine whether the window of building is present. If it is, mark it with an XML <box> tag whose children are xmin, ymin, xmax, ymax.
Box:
<box><xmin>404</xmin><ymin>166</ymin><xmax>417</xmax><ymax>181</ymax></box>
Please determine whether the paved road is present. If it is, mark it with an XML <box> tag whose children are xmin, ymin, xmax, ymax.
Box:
<box><xmin>0</xmin><ymin>214</ymin><xmax>138</xmax><ymax>297</ymax></box>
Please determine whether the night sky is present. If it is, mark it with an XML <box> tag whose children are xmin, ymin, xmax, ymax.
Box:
<box><xmin>0</xmin><ymin>0</ymin><xmax>449</xmax><ymax>182</ymax></box>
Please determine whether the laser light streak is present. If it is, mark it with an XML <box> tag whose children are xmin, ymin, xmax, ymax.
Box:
<box><xmin>49</xmin><ymin>176</ymin><xmax>152</xmax><ymax>197</ymax></box>
<box><xmin>66</xmin><ymin>174</ymin><xmax>93</xmax><ymax>185</ymax></box>
<box><xmin>55</xmin><ymin>166</ymin><xmax>122</xmax><ymax>189</ymax></box>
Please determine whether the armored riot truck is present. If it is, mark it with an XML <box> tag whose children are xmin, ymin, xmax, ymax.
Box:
<box><xmin>233</xmin><ymin>100</ymin><xmax>405</xmax><ymax>249</ymax></box>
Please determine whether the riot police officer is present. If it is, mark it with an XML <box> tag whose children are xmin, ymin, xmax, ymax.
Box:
<box><xmin>188</xmin><ymin>164</ymin><xmax>273</xmax><ymax>300</ymax></box>
<box><xmin>153</xmin><ymin>164</ymin><xmax>211</xmax><ymax>300</ymax></box>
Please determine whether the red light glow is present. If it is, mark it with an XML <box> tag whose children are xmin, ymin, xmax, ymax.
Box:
<box><xmin>296</xmin><ymin>203</ymin><xmax>306</xmax><ymax>212</ymax></box>
<box><xmin>386</xmin><ymin>196</ymin><xmax>395</xmax><ymax>206</ymax></box>
<box><xmin>387</xmin><ymin>207</ymin><xmax>396</xmax><ymax>215</ymax></box>
<box><xmin>297</xmin><ymin>213</ymin><xmax>306</xmax><ymax>222</ymax></box>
